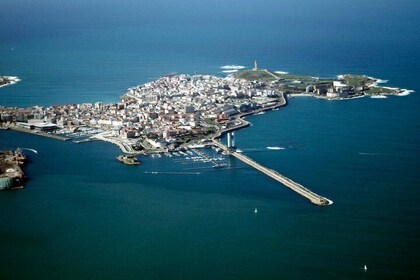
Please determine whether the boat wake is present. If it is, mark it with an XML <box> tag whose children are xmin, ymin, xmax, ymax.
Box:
<box><xmin>266</xmin><ymin>146</ymin><xmax>286</xmax><ymax>150</ymax></box>
<box><xmin>20</xmin><ymin>148</ymin><xmax>38</xmax><ymax>154</ymax></box>
<box><xmin>145</xmin><ymin>171</ymin><xmax>202</xmax><ymax>175</ymax></box>
<box><xmin>358</xmin><ymin>152</ymin><xmax>380</xmax><ymax>156</ymax></box>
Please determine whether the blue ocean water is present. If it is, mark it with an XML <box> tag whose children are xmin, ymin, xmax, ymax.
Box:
<box><xmin>1</xmin><ymin>1</ymin><xmax>420</xmax><ymax>279</ymax></box>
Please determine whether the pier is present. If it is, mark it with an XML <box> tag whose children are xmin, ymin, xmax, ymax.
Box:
<box><xmin>212</xmin><ymin>139</ymin><xmax>332</xmax><ymax>206</ymax></box>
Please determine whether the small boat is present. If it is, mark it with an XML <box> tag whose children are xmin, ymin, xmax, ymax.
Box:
<box><xmin>254</xmin><ymin>208</ymin><xmax>258</xmax><ymax>214</ymax></box>
<box><xmin>364</xmin><ymin>265</ymin><xmax>367</xmax><ymax>271</ymax></box>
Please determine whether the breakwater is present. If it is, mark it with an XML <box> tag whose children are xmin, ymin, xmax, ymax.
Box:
<box><xmin>209</xmin><ymin>93</ymin><xmax>333</xmax><ymax>206</ymax></box>
<box><xmin>231</xmin><ymin>150</ymin><xmax>332</xmax><ymax>206</ymax></box>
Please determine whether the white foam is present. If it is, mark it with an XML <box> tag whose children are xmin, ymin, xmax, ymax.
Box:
<box><xmin>220</xmin><ymin>65</ymin><xmax>246</xmax><ymax>70</ymax></box>
<box><xmin>222</xmin><ymin>69</ymin><xmax>239</xmax><ymax>73</ymax></box>
<box><xmin>325</xmin><ymin>198</ymin><xmax>334</xmax><ymax>205</ymax></box>
<box><xmin>370</xmin><ymin>95</ymin><xmax>387</xmax><ymax>99</ymax></box>
<box><xmin>0</xmin><ymin>76</ymin><xmax>21</xmax><ymax>88</ymax></box>
<box><xmin>376</xmin><ymin>79</ymin><xmax>388</xmax><ymax>84</ymax></box>
<box><xmin>358</xmin><ymin>152</ymin><xmax>379</xmax><ymax>156</ymax></box>
<box><xmin>275</xmin><ymin>71</ymin><xmax>289</xmax><ymax>75</ymax></box>
<box><xmin>267</xmin><ymin>146</ymin><xmax>286</xmax><ymax>150</ymax></box>
<box><xmin>366</xmin><ymin>76</ymin><xmax>388</xmax><ymax>84</ymax></box>
<box><xmin>397</xmin><ymin>89</ymin><xmax>414</xmax><ymax>96</ymax></box>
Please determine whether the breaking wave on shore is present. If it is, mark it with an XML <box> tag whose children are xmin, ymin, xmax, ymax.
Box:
<box><xmin>337</xmin><ymin>74</ymin><xmax>414</xmax><ymax>97</ymax></box>
<box><xmin>397</xmin><ymin>89</ymin><xmax>414</xmax><ymax>96</ymax></box>
<box><xmin>0</xmin><ymin>76</ymin><xmax>21</xmax><ymax>88</ymax></box>
<box><xmin>367</xmin><ymin>76</ymin><xmax>389</xmax><ymax>85</ymax></box>
<box><xmin>370</xmin><ymin>95</ymin><xmax>387</xmax><ymax>99</ymax></box>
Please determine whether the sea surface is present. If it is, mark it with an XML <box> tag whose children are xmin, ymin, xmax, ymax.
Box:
<box><xmin>1</xmin><ymin>1</ymin><xmax>419</xmax><ymax>279</ymax></box>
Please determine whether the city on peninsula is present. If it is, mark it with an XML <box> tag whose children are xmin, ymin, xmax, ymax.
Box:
<box><xmin>0</xmin><ymin>63</ymin><xmax>410</xmax><ymax>203</ymax></box>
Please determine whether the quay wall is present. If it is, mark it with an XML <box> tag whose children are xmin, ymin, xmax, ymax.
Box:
<box><xmin>10</xmin><ymin>126</ymin><xmax>70</xmax><ymax>141</ymax></box>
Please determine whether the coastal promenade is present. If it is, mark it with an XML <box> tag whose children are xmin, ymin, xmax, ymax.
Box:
<box><xmin>212</xmin><ymin>139</ymin><xmax>332</xmax><ymax>206</ymax></box>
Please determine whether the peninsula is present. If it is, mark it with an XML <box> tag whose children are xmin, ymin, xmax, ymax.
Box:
<box><xmin>0</xmin><ymin>64</ymin><xmax>411</xmax><ymax>204</ymax></box>
<box><xmin>1</xmin><ymin>66</ymin><xmax>409</xmax><ymax>154</ymax></box>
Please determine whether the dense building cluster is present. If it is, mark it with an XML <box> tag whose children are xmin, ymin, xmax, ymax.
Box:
<box><xmin>0</xmin><ymin>74</ymin><xmax>280</xmax><ymax>151</ymax></box>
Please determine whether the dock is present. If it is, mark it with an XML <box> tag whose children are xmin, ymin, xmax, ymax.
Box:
<box><xmin>212</xmin><ymin>139</ymin><xmax>332</xmax><ymax>206</ymax></box>
<box><xmin>10</xmin><ymin>126</ymin><xmax>71</xmax><ymax>141</ymax></box>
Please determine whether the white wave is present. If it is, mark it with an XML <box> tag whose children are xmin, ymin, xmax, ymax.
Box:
<box><xmin>325</xmin><ymin>198</ymin><xmax>334</xmax><ymax>205</ymax></box>
<box><xmin>4</xmin><ymin>76</ymin><xmax>19</xmax><ymax>81</ymax></box>
<box><xmin>367</xmin><ymin>76</ymin><xmax>388</xmax><ymax>83</ymax></box>
<box><xmin>397</xmin><ymin>89</ymin><xmax>414</xmax><ymax>96</ymax></box>
<box><xmin>267</xmin><ymin>146</ymin><xmax>286</xmax><ymax>150</ymax></box>
<box><xmin>0</xmin><ymin>76</ymin><xmax>21</xmax><ymax>88</ymax></box>
<box><xmin>370</xmin><ymin>95</ymin><xmax>387</xmax><ymax>99</ymax></box>
<box><xmin>376</xmin><ymin>79</ymin><xmax>388</xmax><ymax>84</ymax></box>
<box><xmin>275</xmin><ymin>71</ymin><xmax>289</xmax><ymax>75</ymax></box>
<box><xmin>222</xmin><ymin>69</ymin><xmax>239</xmax><ymax>73</ymax></box>
<box><xmin>220</xmin><ymin>65</ymin><xmax>246</xmax><ymax>70</ymax></box>
<box><xmin>358</xmin><ymin>152</ymin><xmax>380</xmax><ymax>156</ymax></box>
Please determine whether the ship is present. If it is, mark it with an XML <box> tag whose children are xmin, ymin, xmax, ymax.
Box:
<box><xmin>116</xmin><ymin>155</ymin><xmax>141</xmax><ymax>165</ymax></box>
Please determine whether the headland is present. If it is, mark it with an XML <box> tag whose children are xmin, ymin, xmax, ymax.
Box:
<box><xmin>0</xmin><ymin>64</ymin><xmax>412</xmax><ymax>204</ymax></box>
